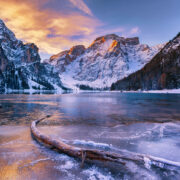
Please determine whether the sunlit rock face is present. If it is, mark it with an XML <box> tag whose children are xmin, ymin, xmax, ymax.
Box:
<box><xmin>0</xmin><ymin>19</ymin><xmax>65</xmax><ymax>93</ymax></box>
<box><xmin>47</xmin><ymin>34</ymin><xmax>163</xmax><ymax>90</ymax></box>
<box><xmin>48</xmin><ymin>45</ymin><xmax>86</xmax><ymax>72</ymax></box>
<box><xmin>111</xmin><ymin>33</ymin><xmax>180</xmax><ymax>91</ymax></box>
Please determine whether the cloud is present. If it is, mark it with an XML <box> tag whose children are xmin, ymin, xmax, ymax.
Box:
<box><xmin>0</xmin><ymin>0</ymin><xmax>98</xmax><ymax>56</ymax></box>
<box><xmin>0</xmin><ymin>0</ymin><xmax>141</xmax><ymax>59</ymax></box>
<box><xmin>129</xmin><ymin>27</ymin><xmax>140</xmax><ymax>35</ymax></box>
<box><xmin>95</xmin><ymin>27</ymin><xmax>125</xmax><ymax>37</ymax></box>
<box><xmin>116</xmin><ymin>26</ymin><xmax>141</xmax><ymax>38</ymax></box>
<box><xmin>68</xmin><ymin>0</ymin><xmax>93</xmax><ymax>16</ymax></box>
<box><xmin>93</xmin><ymin>26</ymin><xmax>140</xmax><ymax>39</ymax></box>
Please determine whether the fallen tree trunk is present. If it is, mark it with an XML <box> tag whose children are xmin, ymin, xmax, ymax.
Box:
<box><xmin>31</xmin><ymin>116</ymin><xmax>180</xmax><ymax>169</ymax></box>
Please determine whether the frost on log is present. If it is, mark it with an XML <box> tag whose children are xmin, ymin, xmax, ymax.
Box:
<box><xmin>31</xmin><ymin>116</ymin><xmax>180</xmax><ymax>169</ymax></box>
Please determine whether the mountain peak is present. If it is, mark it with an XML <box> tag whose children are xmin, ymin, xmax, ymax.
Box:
<box><xmin>89</xmin><ymin>34</ymin><xmax>122</xmax><ymax>49</ymax></box>
<box><xmin>69</xmin><ymin>45</ymin><xmax>85</xmax><ymax>56</ymax></box>
<box><xmin>47</xmin><ymin>32</ymin><xmax>163</xmax><ymax>89</ymax></box>
<box><xmin>0</xmin><ymin>19</ymin><xmax>65</xmax><ymax>92</ymax></box>
<box><xmin>0</xmin><ymin>19</ymin><xmax>18</xmax><ymax>44</ymax></box>
<box><xmin>89</xmin><ymin>34</ymin><xmax>140</xmax><ymax>50</ymax></box>
<box><xmin>95</xmin><ymin>34</ymin><xmax>120</xmax><ymax>41</ymax></box>
<box><xmin>161</xmin><ymin>32</ymin><xmax>180</xmax><ymax>55</ymax></box>
<box><xmin>0</xmin><ymin>19</ymin><xmax>40</xmax><ymax>64</ymax></box>
<box><xmin>0</xmin><ymin>19</ymin><xmax>5</xmax><ymax>26</ymax></box>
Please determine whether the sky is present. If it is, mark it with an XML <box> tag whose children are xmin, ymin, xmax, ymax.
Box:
<box><xmin>0</xmin><ymin>0</ymin><xmax>180</xmax><ymax>59</ymax></box>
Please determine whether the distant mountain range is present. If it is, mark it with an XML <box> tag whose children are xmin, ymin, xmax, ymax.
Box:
<box><xmin>111</xmin><ymin>33</ymin><xmax>180</xmax><ymax>91</ymax></box>
<box><xmin>46</xmin><ymin>34</ymin><xmax>163</xmax><ymax>90</ymax></box>
<box><xmin>0</xmin><ymin>19</ymin><xmax>179</xmax><ymax>93</ymax></box>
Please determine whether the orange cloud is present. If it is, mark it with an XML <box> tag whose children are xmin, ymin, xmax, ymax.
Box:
<box><xmin>0</xmin><ymin>0</ymin><xmax>99</xmax><ymax>56</ymax></box>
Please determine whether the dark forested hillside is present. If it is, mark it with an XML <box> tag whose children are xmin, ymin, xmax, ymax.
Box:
<box><xmin>111</xmin><ymin>33</ymin><xmax>180</xmax><ymax>91</ymax></box>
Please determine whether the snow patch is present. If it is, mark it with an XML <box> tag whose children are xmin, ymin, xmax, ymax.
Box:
<box><xmin>72</xmin><ymin>140</ymin><xmax>112</xmax><ymax>150</ymax></box>
<box><xmin>82</xmin><ymin>166</ymin><xmax>114</xmax><ymax>180</ymax></box>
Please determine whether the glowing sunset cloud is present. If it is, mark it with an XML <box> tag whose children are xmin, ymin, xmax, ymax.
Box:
<box><xmin>0</xmin><ymin>0</ymin><xmax>100</xmax><ymax>56</ymax></box>
<box><xmin>0</xmin><ymin>0</ymin><xmax>142</xmax><ymax>59</ymax></box>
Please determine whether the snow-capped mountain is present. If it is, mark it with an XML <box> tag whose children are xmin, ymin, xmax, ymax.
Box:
<box><xmin>47</xmin><ymin>34</ymin><xmax>163</xmax><ymax>90</ymax></box>
<box><xmin>111</xmin><ymin>32</ymin><xmax>180</xmax><ymax>91</ymax></box>
<box><xmin>0</xmin><ymin>19</ymin><xmax>66</xmax><ymax>93</ymax></box>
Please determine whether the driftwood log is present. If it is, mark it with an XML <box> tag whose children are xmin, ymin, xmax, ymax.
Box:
<box><xmin>31</xmin><ymin>116</ymin><xmax>180</xmax><ymax>169</ymax></box>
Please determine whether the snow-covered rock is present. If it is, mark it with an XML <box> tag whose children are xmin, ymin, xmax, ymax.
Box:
<box><xmin>47</xmin><ymin>34</ymin><xmax>164</xmax><ymax>90</ymax></box>
<box><xmin>0</xmin><ymin>19</ymin><xmax>66</xmax><ymax>93</ymax></box>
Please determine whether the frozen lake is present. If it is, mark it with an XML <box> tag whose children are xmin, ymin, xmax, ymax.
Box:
<box><xmin>0</xmin><ymin>92</ymin><xmax>180</xmax><ymax>179</ymax></box>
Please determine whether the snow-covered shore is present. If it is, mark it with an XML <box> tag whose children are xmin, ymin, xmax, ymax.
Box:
<box><xmin>119</xmin><ymin>89</ymin><xmax>180</xmax><ymax>94</ymax></box>
<box><xmin>142</xmin><ymin>89</ymin><xmax>180</xmax><ymax>94</ymax></box>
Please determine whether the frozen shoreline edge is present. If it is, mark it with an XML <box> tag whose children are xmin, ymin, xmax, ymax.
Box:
<box><xmin>2</xmin><ymin>88</ymin><xmax>180</xmax><ymax>94</ymax></box>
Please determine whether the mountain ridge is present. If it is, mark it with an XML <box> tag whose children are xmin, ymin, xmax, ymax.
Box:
<box><xmin>46</xmin><ymin>34</ymin><xmax>163</xmax><ymax>90</ymax></box>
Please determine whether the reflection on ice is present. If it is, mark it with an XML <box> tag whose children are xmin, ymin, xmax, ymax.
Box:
<box><xmin>0</xmin><ymin>93</ymin><xmax>180</xmax><ymax>179</ymax></box>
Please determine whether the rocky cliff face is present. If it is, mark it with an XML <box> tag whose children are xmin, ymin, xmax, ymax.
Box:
<box><xmin>0</xmin><ymin>19</ymin><xmax>65</xmax><ymax>93</ymax></box>
<box><xmin>47</xmin><ymin>34</ymin><xmax>163</xmax><ymax>90</ymax></box>
<box><xmin>48</xmin><ymin>45</ymin><xmax>86</xmax><ymax>72</ymax></box>
<box><xmin>111</xmin><ymin>33</ymin><xmax>180</xmax><ymax>91</ymax></box>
